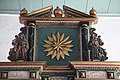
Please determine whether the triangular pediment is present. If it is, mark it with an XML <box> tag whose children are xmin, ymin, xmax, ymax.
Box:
<box><xmin>20</xmin><ymin>5</ymin><xmax>95</xmax><ymax>18</ymax></box>
<box><xmin>27</xmin><ymin>6</ymin><xmax>53</xmax><ymax>17</ymax></box>
<box><xmin>20</xmin><ymin>5</ymin><xmax>97</xmax><ymax>24</ymax></box>
<box><xmin>63</xmin><ymin>5</ymin><xmax>95</xmax><ymax>18</ymax></box>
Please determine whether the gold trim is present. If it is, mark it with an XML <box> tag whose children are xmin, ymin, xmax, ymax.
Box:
<box><xmin>63</xmin><ymin>5</ymin><xmax>95</xmax><ymax>18</ymax></box>
<box><xmin>35</xmin><ymin>27</ymin><xmax>38</xmax><ymax>61</ymax></box>
<box><xmin>19</xmin><ymin>17</ymin><xmax>97</xmax><ymax>24</ymax></box>
<box><xmin>28</xmin><ymin>6</ymin><xmax>53</xmax><ymax>16</ymax></box>
<box><xmin>20</xmin><ymin>17</ymin><xmax>97</xmax><ymax>21</ymax></box>
<box><xmin>70</xmin><ymin>61</ymin><xmax>120</xmax><ymax>65</ymax></box>
<box><xmin>36</xmin><ymin>26</ymin><xmax>79</xmax><ymax>28</ymax></box>
<box><xmin>78</xmin><ymin>26</ymin><xmax>82</xmax><ymax>61</ymax></box>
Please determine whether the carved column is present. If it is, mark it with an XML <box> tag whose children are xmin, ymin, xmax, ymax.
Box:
<box><xmin>27</xmin><ymin>23</ymin><xmax>35</xmax><ymax>61</ymax></box>
<box><xmin>81</xmin><ymin>24</ymin><xmax>89</xmax><ymax>61</ymax></box>
<box><xmin>78</xmin><ymin>25</ymin><xmax>82</xmax><ymax>61</ymax></box>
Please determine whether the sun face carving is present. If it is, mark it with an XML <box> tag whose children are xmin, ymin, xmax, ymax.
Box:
<box><xmin>43</xmin><ymin>32</ymin><xmax>73</xmax><ymax>60</ymax></box>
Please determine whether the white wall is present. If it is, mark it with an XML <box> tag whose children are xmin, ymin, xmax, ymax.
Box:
<box><xmin>0</xmin><ymin>14</ymin><xmax>120</xmax><ymax>62</ymax></box>
<box><xmin>0</xmin><ymin>14</ymin><xmax>23</xmax><ymax>62</ymax></box>
<box><xmin>94</xmin><ymin>17</ymin><xmax>120</xmax><ymax>61</ymax></box>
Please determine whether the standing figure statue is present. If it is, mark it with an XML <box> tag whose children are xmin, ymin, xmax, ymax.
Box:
<box><xmin>89</xmin><ymin>28</ymin><xmax>100</xmax><ymax>61</ymax></box>
<box><xmin>89</xmin><ymin>34</ymin><xmax>100</xmax><ymax>61</ymax></box>
<box><xmin>89</xmin><ymin>28</ymin><xmax>108</xmax><ymax>61</ymax></box>
<box><xmin>17</xmin><ymin>33</ymin><xmax>28</xmax><ymax>61</ymax></box>
<box><xmin>8</xmin><ymin>26</ymin><xmax>29</xmax><ymax>61</ymax></box>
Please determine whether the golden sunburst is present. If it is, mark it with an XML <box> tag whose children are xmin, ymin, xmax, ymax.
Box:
<box><xmin>43</xmin><ymin>31</ymin><xmax>73</xmax><ymax>60</ymax></box>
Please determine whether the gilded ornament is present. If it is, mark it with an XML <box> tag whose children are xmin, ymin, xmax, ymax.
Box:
<box><xmin>43</xmin><ymin>32</ymin><xmax>73</xmax><ymax>60</ymax></box>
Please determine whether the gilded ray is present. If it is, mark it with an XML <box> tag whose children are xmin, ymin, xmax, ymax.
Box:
<box><xmin>57</xmin><ymin>31</ymin><xmax>60</xmax><ymax>40</ymax></box>
<box><xmin>46</xmin><ymin>50</ymin><xmax>54</xmax><ymax>56</ymax></box>
<box><xmin>43</xmin><ymin>44</ymin><xmax>51</xmax><ymax>48</ymax></box>
<box><xmin>52</xmin><ymin>33</ymin><xmax>56</xmax><ymax>42</ymax></box>
<box><xmin>59</xmin><ymin>50</ymin><xmax>65</xmax><ymax>59</ymax></box>
<box><xmin>60</xmin><ymin>36</ymin><xmax>69</xmax><ymax>44</ymax></box>
<box><xmin>66</xmin><ymin>44</ymin><xmax>73</xmax><ymax>48</ymax></box>
<box><xmin>63</xmin><ymin>47</ymin><xmax>73</xmax><ymax>52</ymax></box>
<box><xmin>44</xmin><ymin>47</ymin><xmax>53</xmax><ymax>52</ymax></box>
<box><xmin>56</xmin><ymin>51</ymin><xmax>60</xmax><ymax>60</ymax></box>
<box><xmin>63</xmin><ymin>51</ymin><xmax>70</xmax><ymax>56</ymax></box>
<box><xmin>52</xmin><ymin>50</ymin><xmax>56</xmax><ymax>59</ymax></box>
<box><xmin>43</xmin><ymin>31</ymin><xmax>73</xmax><ymax>60</ymax></box>
<box><xmin>47</xmin><ymin>36</ymin><xmax>53</xmax><ymax>42</ymax></box>
<box><xmin>60</xmin><ymin>33</ymin><xmax>64</xmax><ymax>42</ymax></box>
<box><xmin>63</xmin><ymin>40</ymin><xmax>73</xmax><ymax>45</ymax></box>
<box><xmin>44</xmin><ymin>40</ymin><xmax>53</xmax><ymax>44</ymax></box>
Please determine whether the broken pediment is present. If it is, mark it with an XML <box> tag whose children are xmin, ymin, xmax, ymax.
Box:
<box><xmin>63</xmin><ymin>5</ymin><xmax>95</xmax><ymax>18</ymax></box>
<box><xmin>20</xmin><ymin>6</ymin><xmax>53</xmax><ymax>17</ymax></box>
<box><xmin>19</xmin><ymin>5</ymin><xmax>98</xmax><ymax>24</ymax></box>
<box><xmin>20</xmin><ymin>5</ymin><xmax>96</xmax><ymax>18</ymax></box>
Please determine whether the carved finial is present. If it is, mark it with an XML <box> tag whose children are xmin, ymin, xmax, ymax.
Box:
<box><xmin>89</xmin><ymin>7</ymin><xmax>97</xmax><ymax>17</ymax></box>
<box><xmin>20</xmin><ymin>8</ymin><xmax>28</xmax><ymax>16</ymax></box>
<box><xmin>54</xmin><ymin>6</ymin><xmax>63</xmax><ymax>17</ymax></box>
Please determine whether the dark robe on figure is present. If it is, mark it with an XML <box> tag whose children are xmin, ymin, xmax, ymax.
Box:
<box><xmin>89</xmin><ymin>39</ymin><xmax>100</xmax><ymax>60</ymax></box>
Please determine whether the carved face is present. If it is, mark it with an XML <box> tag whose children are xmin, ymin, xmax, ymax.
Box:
<box><xmin>19</xmin><ymin>33</ymin><xmax>25</xmax><ymax>39</ymax></box>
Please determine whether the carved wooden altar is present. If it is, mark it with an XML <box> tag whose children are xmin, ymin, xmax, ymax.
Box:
<box><xmin>9</xmin><ymin>5</ymin><xmax>104</xmax><ymax>63</ymax></box>
<box><xmin>1</xmin><ymin>5</ymin><xmax>119</xmax><ymax>80</ymax></box>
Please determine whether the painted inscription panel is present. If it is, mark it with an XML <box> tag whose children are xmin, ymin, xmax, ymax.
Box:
<box><xmin>8</xmin><ymin>71</ymin><xmax>29</xmax><ymax>79</ymax></box>
<box><xmin>86</xmin><ymin>71</ymin><xmax>107</xmax><ymax>78</ymax></box>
